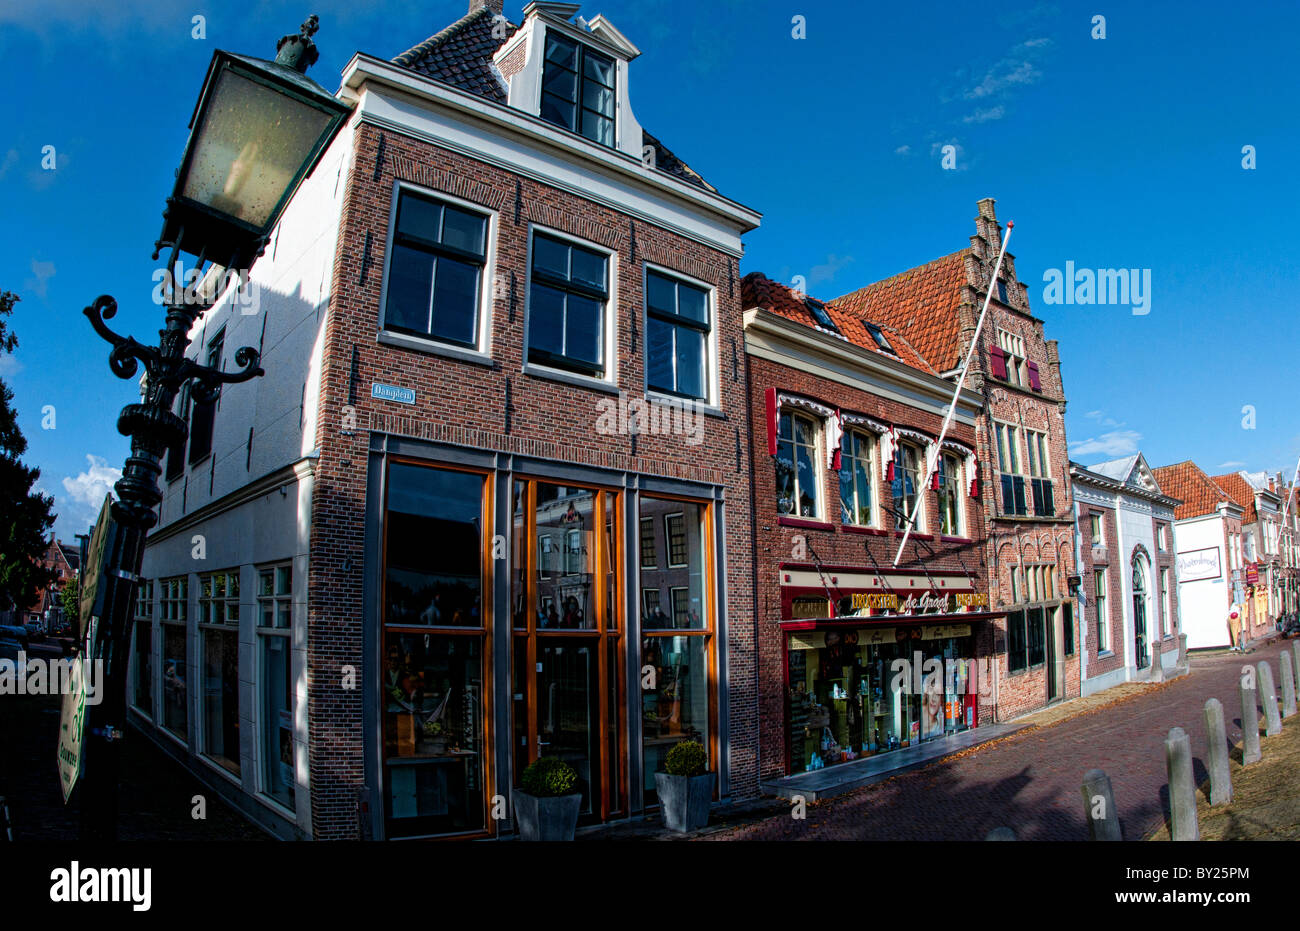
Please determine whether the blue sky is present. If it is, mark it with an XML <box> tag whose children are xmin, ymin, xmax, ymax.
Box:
<box><xmin>2</xmin><ymin>0</ymin><xmax>1297</xmax><ymax>538</ymax></box>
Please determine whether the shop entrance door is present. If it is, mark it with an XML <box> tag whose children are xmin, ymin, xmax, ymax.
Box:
<box><xmin>535</xmin><ymin>639</ymin><xmax>602</xmax><ymax>814</ymax></box>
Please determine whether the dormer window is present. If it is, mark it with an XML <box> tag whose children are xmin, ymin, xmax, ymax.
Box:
<box><xmin>541</xmin><ymin>32</ymin><xmax>615</xmax><ymax>146</ymax></box>
<box><xmin>804</xmin><ymin>298</ymin><xmax>838</xmax><ymax>333</ymax></box>
<box><xmin>865</xmin><ymin>322</ymin><xmax>895</xmax><ymax>355</ymax></box>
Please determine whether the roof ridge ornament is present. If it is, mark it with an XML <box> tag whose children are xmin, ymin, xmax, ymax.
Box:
<box><xmin>276</xmin><ymin>14</ymin><xmax>321</xmax><ymax>74</ymax></box>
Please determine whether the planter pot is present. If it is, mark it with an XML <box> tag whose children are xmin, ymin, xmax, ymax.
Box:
<box><xmin>513</xmin><ymin>791</ymin><xmax>581</xmax><ymax>841</ymax></box>
<box><xmin>654</xmin><ymin>771</ymin><xmax>714</xmax><ymax>833</ymax></box>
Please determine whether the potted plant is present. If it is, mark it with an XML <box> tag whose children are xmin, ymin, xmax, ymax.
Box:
<box><xmin>514</xmin><ymin>757</ymin><xmax>582</xmax><ymax>841</ymax></box>
<box><xmin>654</xmin><ymin>739</ymin><xmax>713</xmax><ymax>833</ymax></box>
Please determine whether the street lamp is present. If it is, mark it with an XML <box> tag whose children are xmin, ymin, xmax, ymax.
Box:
<box><xmin>77</xmin><ymin>15</ymin><xmax>350</xmax><ymax>840</ymax></box>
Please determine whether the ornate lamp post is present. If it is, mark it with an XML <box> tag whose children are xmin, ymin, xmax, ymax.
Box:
<box><xmin>78</xmin><ymin>15</ymin><xmax>350</xmax><ymax>839</ymax></box>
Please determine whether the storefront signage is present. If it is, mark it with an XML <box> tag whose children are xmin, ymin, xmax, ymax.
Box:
<box><xmin>1246</xmin><ymin>563</ymin><xmax>1260</xmax><ymax>585</ymax></box>
<box><xmin>952</xmin><ymin>592</ymin><xmax>989</xmax><ymax>607</ymax></box>
<box><xmin>848</xmin><ymin>590</ymin><xmax>987</xmax><ymax>614</ymax></box>
<box><xmin>372</xmin><ymin>383</ymin><xmax>416</xmax><ymax>405</ymax></box>
<box><xmin>921</xmin><ymin>624</ymin><xmax>972</xmax><ymax>640</ymax></box>
<box><xmin>790</xmin><ymin>597</ymin><xmax>831</xmax><ymax>619</ymax></box>
<box><xmin>1177</xmin><ymin>547</ymin><xmax>1221</xmax><ymax>582</ymax></box>
<box><xmin>858</xmin><ymin>627</ymin><xmax>895</xmax><ymax>645</ymax></box>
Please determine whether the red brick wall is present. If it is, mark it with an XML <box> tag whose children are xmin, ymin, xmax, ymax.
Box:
<box><xmin>746</xmin><ymin>352</ymin><xmax>990</xmax><ymax>780</ymax></box>
<box><xmin>307</xmin><ymin>121</ymin><xmax>756</xmax><ymax>837</ymax></box>
<box><xmin>1076</xmin><ymin>503</ymin><xmax>1125</xmax><ymax>678</ymax></box>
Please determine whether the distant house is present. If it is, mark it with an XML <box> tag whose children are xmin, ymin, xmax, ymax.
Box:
<box><xmin>1212</xmin><ymin>470</ymin><xmax>1285</xmax><ymax>636</ymax></box>
<box><xmin>24</xmin><ymin>537</ymin><xmax>80</xmax><ymax>630</ymax></box>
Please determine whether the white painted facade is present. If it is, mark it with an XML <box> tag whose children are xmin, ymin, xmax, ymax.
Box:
<box><xmin>1172</xmin><ymin>510</ymin><xmax>1239</xmax><ymax>650</ymax></box>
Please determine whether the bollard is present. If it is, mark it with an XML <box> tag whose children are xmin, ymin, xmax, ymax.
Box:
<box><xmin>1241</xmin><ymin>677</ymin><xmax>1262</xmax><ymax>765</ymax></box>
<box><xmin>985</xmin><ymin>826</ymin><xmax>1017</xmax><ymax>841</ymax></box>
<box><xmin>1292</xmin><ymin>646</ymin><xmax>1300</xmax><ymax>702</ymax></box>
<box><xmin>1203</xmin><ymin>698</ymin><xmax>1233</xmax><ymax>806</ymax></box>
<box><xmin>1165</xmin><ymin>726</ymin><xmax>1200</xmax><ymax>841</ymax></box>
<box><xmin>1281</xmin><ymin>651</ymin><xmax>1297</xmax><ymax>719</ymax></box>
<box><xmin>1081</xmin><ymin>769</ymin><xmax>1122</xmax><ymax>840</ymax></box>
<box><xmin>1259</xmin><ymin>661</ymin><xmax>1282</xmax><ymax>736</ymax></box>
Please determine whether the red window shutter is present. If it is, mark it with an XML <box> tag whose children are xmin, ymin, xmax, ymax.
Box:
<box><xmin>930</xmin><ymin>468</ymin><xmax>940</xmax><ymax>491</ymax></box>
<box><xmin>988</xmin><ymin>345</ymin><xmax>1008</xmax><ymax>380</ymax></box>
<box><xmin>1027</xmin><ymin>361</ymin><xmax>1042</xmax><ymax>391</ymax></box>
<box><xmin>764</xmin><ymin>388</ymin><xmax>779</xmax><ymax>456</ymax></box>
<box><xmin>970</xmin><ymin>461</ymin><xmax>981</xmax><ymax>498</ymax></box>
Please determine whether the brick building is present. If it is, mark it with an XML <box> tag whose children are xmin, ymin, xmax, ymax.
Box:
<box><xmin>827</xmin><ymin>198</ymin><xmax>1079</xmax><ymax>717</ymax></box>
<box><xmin>742</xmin><ymin>273</ymin><xmax>997</xmax><ymax>791</ymax></box>
<box><xmin>1213</xmin><ymin>470</ymin><xmax>1285</xmax><ymax>633</ymax></box>
<box><xmin>1150</xmin><ymin>461</ymin><xmax>1247</xmax><ymax>649</ymax></box>
<box><xmin>134</xmin><ymin>1</ymin><xmax>761</xmax><ymax>839</ymax></box>
<box><xmin>1069</xmin><ymin>453</ymin><xmax>1182</xmax><ymax>694</ymax></box>
<box><xmin>22</xmin><ymin>537</ymin><xmax>79</xmax><ymax>631</ymax></box>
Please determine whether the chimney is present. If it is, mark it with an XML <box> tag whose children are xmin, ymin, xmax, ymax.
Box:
<box><xmin>469</xmin><ymin>0</ymin><xmax>505</xmax><ymax>15</ymax></box>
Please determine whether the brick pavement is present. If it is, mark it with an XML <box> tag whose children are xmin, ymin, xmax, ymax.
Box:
<box><xmin>709</xmin><ymin>637</ymin><xmax>1294</xmax><ymax>841</ymax></box>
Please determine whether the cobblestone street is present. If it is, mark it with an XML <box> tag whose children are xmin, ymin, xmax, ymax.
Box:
<box><xmin>710</xmin><ymin>637</ymin><xmax>1294</xmax><ymax>841</ymax></box>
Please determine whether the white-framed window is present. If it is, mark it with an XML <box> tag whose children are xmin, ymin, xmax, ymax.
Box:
<box><xmin>525</xmin><ymin>226</ymin><xmax>615</xmax><ymax>382</ymax></box>
<box><xmin>1157</xmin><ymin>523</ymin><xmax>1168</xmax><ymax>552</ymax></box>
<box><xmin>639</xmin><ymin>517</ymin><xmax>657</xmax><ymax>569</ymax></box>
<box><xmin>665</xmin><ymin>512</ymin><xmax>688</xmax><ymax>568</ymax></box>
<box><xmin>159</xmin><ymin>576</ymin><xmax>189</xmax><ymax>740</ymax></box>
<box><xmin>1095</xmin><ymin>568</ymin><xmax>1110</xmax><ymax>651</ymax></box>
<box><xmin>669</xmin><ymin>586</ymin><xmax>691</xmax><ymax>628</ymax></box>
<box><xmin>891</xmin><ymin>441</ymin><xmax>924</xmax><ymax>531</ymax></box>
<box><xmin>936</xmin><ymin>451</ymin><xmax>964</xmax><ymax>536</ymax></box>
<box><xmin>1090</xmin><ymin>513</ymin><xmax>1103</xmax><ymax>545</ymax></box>
<box><xmin>379</xmin><ymin>184</ymin><xmax>494</xmax><ymax>354</ymax></box>
<box><xmin>996</xmin><ymin>328</ymin><xmax>1028</xmax><ymax>386</ymax></box>
<box><xmin>198</xmin><ymin>569</ymin><xmax>241</xmax><ymax>777</ymax></box>
<box><xmin>131</xmin><ymin>579</ymin><xmax>154</xmax><ymax>719</ymax></box>
<box><xmin>539</xmin><ymin>29</ymin><xmax>616</xmax><ymax>147</ymax></box>
<box><xmin>1025</xmin><ymin>429</ymin><xmax>1054</xmax><ymax>516</ymax></box>
<box><xmin>256</xmin><ymin>564</ymin><xmax>294</xmax><ymax>810</ymax></box>
<box><xmin>839</xmin><ymin>429</ymin><xmax>875</xmax><ymax>527</ymax></box>
<box><xmin>775</xmin><ymin>410</ymin><xmax>822</xmax><ymax>519</ymax></box>
<box><xmin>995</xmin><ymin>422</ymin><xmax>1026</xmax><ymax>516</ymax></box>
<box><xmin>644</xmin><ymin>264</ymin><xmax>715</xmax><ymax>403</ymax></box>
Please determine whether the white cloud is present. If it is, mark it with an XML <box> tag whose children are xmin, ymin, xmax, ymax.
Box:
<box><xmin>1070</xmin><ymin>430</ymin><xmax>1142</xmax><ymax>458</ymax></box>
<box><xmin>807</xmin><ymin>254</ymin><xmax>855</xmax><ymax>287</ymax></box>
<box><xmin>1084</xmin><ymin>409</ymin><xmax>1122</xmax><ymax>428</ymax></box>
<box><xmin>1218</xmin><ymin>460</ymin><xmax>1246</xmax><ymax>469</ymax></box>
<box><xmin>962</xmin><ymin>106</ymin><xmax>1005</xmax><ymax>124</ymax></box>
<box><xmin>894</xmin><ymin>144</ymin><xmax>911</xmax><ymax>155</ymax></box>
<box><xmin>60</xmin><ymin>454</ymin><xmax>121</xmax><ymax>519</ymax></box>
<box><xmin>967</xmin><ymin>59</ymin><xmax>1042</xmax><ymax>99</ymax></box>
<box><xmin>24</xmin><ymin>258</ymin><xmax>55</xmax><ymax>300</ymax></box>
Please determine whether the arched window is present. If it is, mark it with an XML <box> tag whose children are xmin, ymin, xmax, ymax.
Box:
<box><xmin>1132</xmin><ymin>556</ymin><xmax>1149</xmax><ymax>669</ymax></box>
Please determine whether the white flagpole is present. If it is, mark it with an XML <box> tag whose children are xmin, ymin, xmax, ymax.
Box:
<box><xmin>894</xmin><ymin>221</ymin><xmax>1013</xmax><ymax>566</ymax></box>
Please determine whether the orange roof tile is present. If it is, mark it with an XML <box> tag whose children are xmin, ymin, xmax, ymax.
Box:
<box><xmin>1212</xmin><ymin>472</ymin><xmax>1260</xmax><ymax>524</ymax></box>
<box><xmin>1150</xmin><ymin>461</ymin><xmax>1234</xmax><ymax>521</ymax></box>
<box><xmin>827</xmin><ymin>251</ymin><xmax>969</xmax><ymax>372</ymax></box>
<box><xmin>741</xmin><ymin>272</ymin><xmax>937</xmax><ymax>375</ymax></box>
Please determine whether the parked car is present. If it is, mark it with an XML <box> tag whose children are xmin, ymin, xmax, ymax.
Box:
<box><xmin>0</xmin><ymin>640</ymin><xmax>26</xmax><ymax>677</ymax></box>
<box><xmin>0</xmin><ymin>625</ymin><xmax>30</xmax><ymax>651</ymax></box>
<box><xmin>23</xmin><ymin>621</ymin><xmax>46</xmax><ymax>643</ymax></box>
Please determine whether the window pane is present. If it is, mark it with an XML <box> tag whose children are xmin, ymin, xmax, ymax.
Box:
<box><xmin>580</xmin><ymin>110</ymin><xmax>614</xmax><ymax>146</ymax></box>
<box><xmin>532</xmin><ymin>235</ymin><xmax>569</xmax><ymax>280</ymax></box>
<box><xmin>564</xmin><ymin>293</ymin><xmax>604</xmax><ymax>368</ymax></box>
<box><xmin>383</xmin><ymin>632</ymin><xmax>485</xmax><ymax>836</ymax></box>
<box><xmin>583</xmin><ymin>51</ymin><xmax>614</xmax><ymax>85</ymax></box>
<box><xmin>261</xmin><ymin>635</ymin><xmax>294</xmax><ymax>808</ymax></box>
<box><xmin>794</xmin><ymin>415</ymin><xmax>815</xmax><ymax>446</ymax></box>
<box><xmin>646</xmin><ymin>271</ymin><xmax>676</xmax><ymax>315</ymax></box>
<box><xmin>582</xmin><ymin>79</ymin><xmax>614</xmax><ymax>117</ymax></box>
<box><xmin>440</xmin><ymin>206</ymin><xmax>486</xmax><ymax>256</ymax></box>
<box><xmin>429</xmin><ymin>255</ymin><xmax>480</xmax><ymax>346</ymax></box>
<box><xmin>534</xmin><ymin>485</ymin><xmax>596</xmax><ymax>630</ymax></box>
<box><xmin>539</xmin><ymin>93</ymin><xmax>576</xmax><ymax>131</ymax></box>
<box><xmin>646</xmin><ymin>316</ymin><xmax>674</xmax><ymax>393</ymax></box>
<box><xmin>795</xmin><ymin>440</ymin><xmax>818</xmax><ymax>517</ymax></box>
<box><xmin>674</xmin><ymin>328</ymin><xmax>705</xmax><ymax>399</ymax></box>
<box><xmin>544</xmin><ymin>33</ymin><xmax>576</xmax><ymax>67</ymax></box>
<box><xmin>397</xmin><ymin>195</ymin><xmax>441</xmax><ymax>243</ymax></box>
<box><xmin>642</xmin><ymin>634</ymin><xmax>710</xmax><ymax>802</ymax></box>
<box><xmin>202</xmin><ymin>628</ymin><xmax>240</xmax><ymax>776</ymax></box>
<box><xmin>259</xmin><ymin>571</ymin><xmax>274</xmax><ymax>598</ymax></box>
<box><xmin>542</xmin><ymin>65</ymin><xmax>577</xmax><ymax>101</ymax></box>
<box><xmin>163</xmin><ymin>625</ymin><xmax>188</xmax><ymax>738</ymax></box>
<box><xmin>775</xmin><ymin>441</ymin><xmax>796</xmax><ymax>516</ymax></box>
<box><xmin>384</xmin><ymin>463</ymin><xmax>483</xmax><ymax>627</ymax></box>
<box><xmin>528</xmin><ymin>283</ymin><xmax>567</xmax><ymax>358</ymax></box>
<box><xmin>677</xmin><ymin>284</ymin><xmax>708</xmax><ymax>324</ymax></box>
<box><xmin>569</xmin><ymin>245</ymin><xmax>607</xmax><ymax>291</ymax></box>
<box><xmin>385</xmin><ymin>243</ymin><xmax>434</xmax><ymax>334</ymax></box>
<box><xmin>133</xmin><ymin>621</ymin><xmax>153</xmax><ymax>716</ymax></box>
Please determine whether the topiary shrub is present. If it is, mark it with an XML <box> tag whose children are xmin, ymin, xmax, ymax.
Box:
<box><xmin>664</xmin><ymin>739</ymin><xmax>707</xmax><ymax>777</ymax></box>
<box><xmin>521</xmin><ymin>757</ymin><xmax>579</xmax><ymax>797</ymax></box>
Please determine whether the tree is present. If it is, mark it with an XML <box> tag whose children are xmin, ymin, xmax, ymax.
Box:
<box><xmin>60</xmin><ymin>576</ymin><xmax>81</xmax><ymax>629</ymax></box>
<box><xmin>0</xmin><ymin>290</ymin><xmax>56</xmax><ymax>615</ymax></box>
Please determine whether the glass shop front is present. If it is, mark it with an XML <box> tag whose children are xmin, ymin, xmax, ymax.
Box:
<box><xmin>782</xmin><ymin>591</ymin><xmax>989</xmax><ymax>774</ymax></box>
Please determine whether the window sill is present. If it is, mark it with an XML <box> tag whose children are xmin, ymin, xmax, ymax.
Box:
<box><xmin>522</xmin><ymin>362</ymin><xmax>619</xmax><ymax>395</ymax></box>
<box><xmin>1097</xmin><ymin>650</ymin><xmax>1115</xmax><ymax>658</ymax></box>
<box><xmin>188</xmin><ymin>454</ymin><xmax>211</xmax><ymax>471</ymax></box>
<box><xmin>842</xmin><ymin>524</ymin><xmax>890</xmax><ymax>536</ymax></box>
<box><xmin>778</xmin><ymin>516</ymin><xmax>833</xmax><ymax>531</ymax></box>
<box><xmin>644</xmin><ymin>389</ymin><xmax>726</xmax><ymax>419</ymax></box>
<box><xmin>896</xmin><ymin>531</ymin><xmax>934</xmax><ymax>541</ymax></box>
<box><xmin>377</xmin><ymin>330</ymin><xmax>493</xmax><ymax>367</ymax></box>
<box><xmin>940</xmin><ymin>535</ymin><xmax>974</xmax><ymax>544</ymax></box>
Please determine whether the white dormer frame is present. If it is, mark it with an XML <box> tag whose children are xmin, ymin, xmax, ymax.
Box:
<box><xmin>499</xmin><ymin>5</ymin><xmax>646</xmax><ymax>158</ymax></box>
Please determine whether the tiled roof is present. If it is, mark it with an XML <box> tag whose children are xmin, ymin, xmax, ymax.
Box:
<box><xmin>1150</xmin><ymin>461</ymin><xmax>1233</xmax><ymax>520</ymax></box>
<box><xmin>1212</xmin><ymin>472</ymin><xmax>1260</xmax><ymax>524</ymax></box>
<box><xmin>827</xmin><ymin>251</ymin><xmax>969</xmax><ymax>372</ymax></box>
<box><xmin>742</xmin><ymin>272</ymin><xmax>937</xmax><ymax>375</ymax></box>
<box><xmin>391</xmin><ymin>9</ymin><xmax>715</xmax><ymax>192</ymax></box>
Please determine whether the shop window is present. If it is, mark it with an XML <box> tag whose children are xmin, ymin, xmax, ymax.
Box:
<box><xmin>382</xmin><ymin>462</ymin><xmax>488</xmax><ymax>837</ymax></box>
<box><xmin>160</xmin><ymin>576</ymin><xmax>188</xmax><ymax>740</ymax></box>
<box><xmin>527</xmin><ymin>231</ymin><xmax>610</xmax><ymax>377</ymax></box>
<box><xmin>642</xmin><ymin>588</ymin><xmax>662</xmax><ymax>625</ymax></box>
<box><xmin>838</xmin><ymin>430</ymin><xmax>874</xmax><ymax>527</ymax></box>
<box><xmin>540</xmin><ymin>31</ymin><xmax>615</xmax><ymax>147</ymax></box>
<box><xmin>646</xmin><ymin>268</ymin><xmax>711</xmax><ymax>401</ymax></box>
<box><xmin>1062</xmin><ymin>601</ymin><xmax>1075</xmax><ymax>656</ymax></box>
<box><xmin>891</xmin><ymin>442</ymin><xmax>922</xmax><ymax>530</ymax></box>
<box><xmin>937</xmin><ymin>452</ymin><xmax>963</xmax><ymax>535</ymax></box>
<box><xmin>199</xmin><ymin>570</ymin><xmax>240</xmax><ymax>777</ymax></box>
<box><xmin>535</xmin><ymin>486</ymin><xmax>596</xmax><ymax>630</ymax></box>
<box><xmin>640</xmin><ymin>497</ymin><xmax>713</xmax><ymax>802</ymax></box>
<box><xmin>639</xmin><ymin>517</ymin><xmax>656</xmax><ymax>569</ymax></box>
<box><xmin>1007</xmin><ymin>610</ymin><xmax>1027</xmax><ymax>672</ymax></box>
<box><xmin>1027</xmin><ymin>607</ymin><xmax>1045</xmax><ymax>667</ymax></box>
<box><xmin>132</xmin><ymin>579</ymin><xmax>154</xmax><ymax>718</ymax></box>
<box><xmin>381</xmin><ymin>189</ymin><xmax>489</xmax><ymax>349</ymax></box>
<box><xmin>776</xmin><ymin>411</ymin><xmax>821</xmax><ymax>519</ymax></box>
<box><xmin>257</xmin><ymin>564</ymin><xmax>294</xmax><ymax>809</ymax></box>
